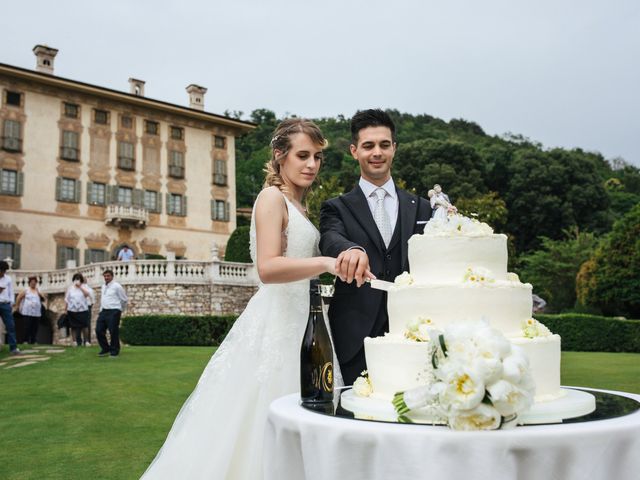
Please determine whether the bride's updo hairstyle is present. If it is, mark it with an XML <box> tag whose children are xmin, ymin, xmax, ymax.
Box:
<box><xmin>264</xmin><ymin>118</ymin><xmax>326</xmax><ymax>192</ymax></box>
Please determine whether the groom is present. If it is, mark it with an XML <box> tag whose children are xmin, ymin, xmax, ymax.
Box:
<box><xmin>319</xmin><ymin>109</ymin><xmax>432</xmax><ymax>385</ymax></box>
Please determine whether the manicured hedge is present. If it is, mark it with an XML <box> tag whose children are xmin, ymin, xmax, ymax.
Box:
<box><xmin>535</xmin><ymin>313</ymin><xmax>640</xmax><ymax>353</ymax></box>
<box><xmin>121</xmin><ymin>314</ymin><xmax>238</xmax><ymax>346</ymax></box>
<box><xmin>224</xmin><ymin>226</ymin><xmax>251</xmax><ymax>263</ymax></box>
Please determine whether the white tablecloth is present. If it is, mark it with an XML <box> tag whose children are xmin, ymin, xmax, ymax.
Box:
<box><xmin>264</xmin><ymin>388</ymin><xmax>640</xmax><ymax>480</ymax></box>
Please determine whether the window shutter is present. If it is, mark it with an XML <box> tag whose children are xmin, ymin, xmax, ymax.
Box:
<box><xmin>182</xmin><ymin>196</ymin><xmax>187</xmax><ymax>216</ymax></box>
<box><xmin>16</xmin><ymin>172</ymin><xmax>24</xmax><ymax>196</ymax></box>
<box><xmin>225</xmin><ymin>202</ymin><xmax>230</xmax><ymax>222</ymax></box>
<box><xmin>133</xmin><ymin>188</ymin><xmax>143</xmax><ymax>207</ymax></box>
<box><xmin>74</xmin><ymin>248</ymin><xmax>80</xmax><ymax>266</ymax></box>
<box><xmin>210</xmin><ymin>199</ymin><xmax>215</xmax><ymax>220</ymax></box>
<box><xmin>87</xmin><ymin>182</ymin><xmax>93</xmax><ymax>203</ymax></box>
<box><xmin>84</xmin><ymin>249</ymin><xmax>90</xmax><ymax>265</ymax></box>
<box><xmin>56</xmin><ymin>245</ymin><xmax>65</xmax><ymax>269</ymax></box>
<box><xmin>156</xmin><ymin>192</ymin><xmax>162</xmax><ymax>213</ymax></box>
<box><xmin>55</xmin><ymin>177</ymin><xmax>62</xmax><ymax>201</ymax></box>
<box><xmin>165</xmin><ymin>193</ymin><xmax>171</xmax><ymax>214</ymax></box>
<box><xmin>74</xmin><ymin>180</ymin><xmax>81</xmax><ymax>203</ymax></box>
<box><xmin>13</xmin><ymin>244</ymin><xmax>21</xmax><ymax>269</ymax></box>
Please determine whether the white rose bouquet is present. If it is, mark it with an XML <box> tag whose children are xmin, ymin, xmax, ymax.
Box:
<box><xmin>392</xmin><ymin>321</ymin><xmax>535</xmax><ymax>430</ymax></box>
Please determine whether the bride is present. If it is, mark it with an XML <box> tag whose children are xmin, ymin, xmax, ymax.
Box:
<box><xmin>142</xmin><ymin>119</ymin><xmax>347</xmax><ymax>479</ymax></box>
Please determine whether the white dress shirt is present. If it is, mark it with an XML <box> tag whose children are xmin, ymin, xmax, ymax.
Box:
<box><xmin>359</xmin><ymin>177</ymin><xmax>399</xmax><ymax>233</ymax></box>
<box><xmin>100</xmin><ymin>280</ymin><xmax>128</xmax><ymax>311</ymax></box>
<box><xmin>0</xmin><ymin>274</ymin><xmax>14</xmax><ymax>304</ymax></box>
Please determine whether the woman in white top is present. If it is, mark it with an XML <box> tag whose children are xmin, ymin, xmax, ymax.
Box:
<box><xmin>15</xmin><ymin>276</ymin><xmax>45</xmax><ymax>344</ymax></box>
<box><xmin>65</xmin><ymin>273</ymin><xmax>91</xmax><ymax>347</ymax></box>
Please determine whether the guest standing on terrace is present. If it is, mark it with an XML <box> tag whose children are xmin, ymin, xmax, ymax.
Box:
<box><xmin>0</xmin><ymin>261</ymin><xmax>21</xmax><ymax>355</ymax></box>
<box><xmin>96</xmin><ymin>269</ymin><xmax>128</xmax><ymax>357</ymax></box>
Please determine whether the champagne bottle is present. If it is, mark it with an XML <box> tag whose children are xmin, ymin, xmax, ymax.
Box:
<box><xmin>300</xmin><ymin>279</ymin><xmax>334</xmax><ymax>405</ymax></box>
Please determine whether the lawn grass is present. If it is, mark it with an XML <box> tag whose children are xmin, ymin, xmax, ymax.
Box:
<box><xmin>1</xmin><ymin>347</ymin><xmax>638</xmax><ymax>480</ymax></box>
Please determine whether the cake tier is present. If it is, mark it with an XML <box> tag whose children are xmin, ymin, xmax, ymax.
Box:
<box><xmin>512</xmin><ymin>334</ymin><xmax>564</xmax><ymax>402</ymax></box>
<box><xmin>364</xmin><ymin>335</ymin><xmax>433</xmax><ymax>401</ymax></box>
<box><xmin>387</xmin><ymin>282</ymin><xmax>533</xmax><ymax>338</ymax></box>
<box><xmin>408</xmin><ymin>233</ymin><xmax>508</xmax><ymax>284</ymax></box>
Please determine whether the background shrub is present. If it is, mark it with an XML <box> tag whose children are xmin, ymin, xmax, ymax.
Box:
<box><xmin>121</xmin><ymin>315</ymin><xmax>238</xmax><ymax>346</ymax></box>
<box><xmin>536</xmin><ymin>313</ymin><xmax>640</xmax><ymax>352</ymax></box>
<box><xmin>224</xmin><ymin>226</ymin><xmax>251</xmax><ymax>263</ymax></box>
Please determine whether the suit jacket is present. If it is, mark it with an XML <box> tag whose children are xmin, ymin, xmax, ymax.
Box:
<box><xmin>319</xmin><ymin>185</ymin><xmax>432</xmax><ymax>364</ymax></box>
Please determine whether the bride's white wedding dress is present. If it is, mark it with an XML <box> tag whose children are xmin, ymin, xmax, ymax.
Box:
<box><xmin>142</xmin><ymin>194</ymin><xmax>341</xmax><ymax>479</ymax></box>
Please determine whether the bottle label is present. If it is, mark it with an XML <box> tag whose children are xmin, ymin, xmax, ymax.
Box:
<box><xmin>310</xmin><ymin>361</ymin><xmax>334</xmax><ymax>393</ymax></box>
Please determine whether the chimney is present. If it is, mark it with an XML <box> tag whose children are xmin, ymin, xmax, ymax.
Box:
<box><xmin>186</xmin><ymin>84</ymin><xmax>207</xmax><ymax>110</ymax></box>
<box><xmin>129</xmin><ymin>78</ymin><xmax>145</xmax><ymax>96</ymax></box>
<box><xmin>33</xmin><ymin>44</ymin><xmax>59</xmax><ymax>75</ymax></box>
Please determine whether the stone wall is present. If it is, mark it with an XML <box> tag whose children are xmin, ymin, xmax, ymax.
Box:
<box><xmin>43</xmin><ymin>282</ymin><xmax>257</xmax><ymax>345</ymax></box>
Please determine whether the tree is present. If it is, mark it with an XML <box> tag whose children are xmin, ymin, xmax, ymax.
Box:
<box><xmin>455</xmin><ymin>191</ymin><xmax>508</xmax><ymax>232</ymax></box>
<box><xmin>578</xmin><ymin>203</ymin><xmax>640</xmax><ymax>317</ymax></box>
<box><xmin>306</xmin><ymin>175</ymin><xmax>345</xmax><ymax>227</ymax></box>
<box><xmin>518</xmin><ymin>229</ymin><xmax>600</xmax><ymax>312</ymax></box>
<box><xmin>224</xmin><ymin>226</ymin><xmax>251</xmax><ymax>263</ymax></box>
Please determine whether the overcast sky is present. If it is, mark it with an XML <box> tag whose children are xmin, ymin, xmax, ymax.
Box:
<box><xmin>3</xmin><ymin>0</ymin><xmax>639</xmax><ymax>166</ymax></box>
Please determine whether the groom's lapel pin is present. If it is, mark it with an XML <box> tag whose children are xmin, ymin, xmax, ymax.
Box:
<box><xmin>411</xmin><ymin>200</ymin><xmax>415</xmax><ymax>204</ymax></box>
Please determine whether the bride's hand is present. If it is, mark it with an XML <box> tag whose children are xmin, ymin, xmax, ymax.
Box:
<box><xmin>324</xmin><ymin>256</ymin><xmax>338</xmax><ymax>276</ymax></box>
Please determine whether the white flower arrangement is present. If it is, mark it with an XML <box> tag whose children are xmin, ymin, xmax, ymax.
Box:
<box><xmin>463</xmin><ymin>267</ymin><xmax>496</xmax><ymax>284</ymax></box>
<box><xmin>352</xmin><ymin>371</ymin><xmax>373</xmax><ymax>397</ymax></box>
<box><xmin>522</xmin><ymin>318</ymin><xmax>552</xmax><ymax>339</ymax></box>
<box><xmin>394</xmin><ymin>271</ymin><xmax>414</xmax><ymax>286</ymax></box>
<box><xmin>404</xmin><ymin>317</ymin><xmax>435</xmax><ymax>342</ymax></box>
<box><xmin>506</xmin><ymin>272</ymin><xmax>520</xmax><ymax>282</ymax></box>
<box><xmin>424</xmin><ymin>214</ymin><xmax>494</xmax><ymax>237</ymax></box>
<box><xmin>392</xmin><ymin>321</ymin><xmax>535</xmax><ymax>430</ymax></box>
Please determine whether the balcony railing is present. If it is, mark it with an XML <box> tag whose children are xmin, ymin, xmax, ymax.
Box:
<box><xmin>2</xmin><ymin>136</ymin><xmax>22</xmax><ymax>153</ymax></box>
<box><xmin>11</xmin><ymin>259</ymin><xmax>259</xmax><ymax>293</ymax></box>
<box><xmin>105</xmin><ymin>204</ymin><xmax>149</xmax><ymax>228</ymax></box>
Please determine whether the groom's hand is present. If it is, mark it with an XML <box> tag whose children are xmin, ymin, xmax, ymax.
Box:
<box><xmin>335</xmin><ymin>249</ymin><xmax>373</xmax><ymax>287</ymax></box>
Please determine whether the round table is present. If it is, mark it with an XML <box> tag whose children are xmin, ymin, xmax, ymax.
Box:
<box><xmin>264</xmin><ymin>387</ymin><xmax>640</xmax><ymax>480</ymax></box>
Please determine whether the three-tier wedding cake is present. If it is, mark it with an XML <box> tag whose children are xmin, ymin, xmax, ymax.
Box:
<box><xmin>361</xmin><ymin>215</ymin><xmax>563</xmax><ymax>405</ymax></box>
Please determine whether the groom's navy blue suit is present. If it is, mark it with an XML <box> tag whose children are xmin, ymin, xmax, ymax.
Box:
<box><xmin>319</xmin><ymin>185</ymin><xmax>431</xmax><ymax>385</ymax></box>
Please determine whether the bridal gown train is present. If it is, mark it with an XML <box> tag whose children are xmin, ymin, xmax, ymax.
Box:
<box><xmin>142</xmin><ymin>194</ymin><xmax>341</xmax><ymax>479</ymax></box>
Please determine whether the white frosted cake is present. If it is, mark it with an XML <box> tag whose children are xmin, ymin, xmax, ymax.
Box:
<box><xmin>363</xmin><ymin>215</ymin><xmax>563</xmax><ymax>404</ymax></box>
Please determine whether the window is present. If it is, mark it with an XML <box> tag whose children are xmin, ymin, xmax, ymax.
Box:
<box><xmin>0</xmin><ymin>242</ymin><xmax>20</xmax><ymax>269</ymax></box>
<box><xmin>117</xmin><ymin>186</ymin><xmax>133</xmax><ymax>206</ymax></box>
<box><xmin>121</xmin><ymin>115</ymin><xmax>133</xmax><ymax>129</ymax></box>
<box><xmin>60</xmin><ymin>130</ymin><xmax>79</xmax><ymax>160</ymax></box>
<box><xmin>214</xmin><ymin>135</ymin><xmax>226</xmax><ymax>149</ymax></box>
<box><xmin>118</xmin><ymin>141</ymin><xmax>135</xmax><ymax>170</ymax></box>
<box><xmin>170</xmin><ymin>126</ymin><xmax>184</xmax><ymax>140</ymax></box>
<box><xmin>88</xmin><ymin>182</ymin><xmax>106</xmax><ymax>205</ymax></box>
<box><xmin>211</xmin><ymin>199</ymin><xmax>230</xmax><ymax>221</ymax></box>
<box><xmin>0</xmin><ymin>169</ymin><xmax>23</xmax><ymax>196</ymax></box>
<box><xmin>213</xmin><ymin>159</ymin><xmax>227</xmax><ymax>185</ymax></box>
<box><xmin>85</xmin><ymin>248</ymin><xmax>107</xmax><ymax>265</ymax></box>
<box><xmin>2</xmin><ymin>119</ymin><xmax>22</xmax><ymax>152</ymax></box>
<box><xmin>55</xmin><ymin>177</ymin><xmax>80</xmax><ymax>203</ymax></box>
<box><xmin>5</xmin><ymin>91</ymin><xmax>22</xmax><ymax>107</ymax></box>
<box><xmin>169</xmin><ymin>150</ymin><xmax>185</xmax><ymax>178</ymax></box>
<box><xmin>64</xmin><ymin>102</ymin><xmax>79</xmax><ymax>118</ymax></box>
<box><xmin>56</xmin><ymin>246</ymin><xmax>79</xmax><ymax>269</ymax></box>
<box><xmin>145</xmin><ymin>120</ymin><xmax>159</xmax><ymax>135</ymax></box>
<box><xmin>144</xmin><ymin>190</ymin><xmax>160</xmax><ymax>212</ymax></box>
<box><xmin>167</xmin><ymin>193</ymin><xmax>186</xmax><ymax>216</ymax></box>
<box><xmin>94</xmin><ymin>110</ymin><xmax>109</xmax><ymax>125</ymax></box>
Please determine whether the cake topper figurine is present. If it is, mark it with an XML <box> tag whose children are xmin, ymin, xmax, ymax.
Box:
<box><xmin>428</xmin><ymin>184</ymin><xmax>457</xmax><ymax>220</ymax></box>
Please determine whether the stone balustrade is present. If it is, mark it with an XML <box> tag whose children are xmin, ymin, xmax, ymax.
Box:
<box><xmin>11</xmin><ymin>258</ymin><xmax>259</xmax><ymax>293</ymax></box>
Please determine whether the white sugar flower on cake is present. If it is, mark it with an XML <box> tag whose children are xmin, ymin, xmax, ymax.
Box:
<box><xmin>423</xmin><ymin>214</ymin><xmax>494</xmax><ymax>237</ymax></box>
<box><xmin>463</xmin><ymin>267</ymin><xmax>496</xmax><ymax>284</ymax></box>
<box><xmin>394</xmin><ymin>271</ymin><xmax>414</xmax><ymax>286</ymax></box>
<box><xmin>404</xmin><ymin>317</ymin><xmax>435</xmax><ymax>342</ymax></box>
<box><xmin>353</xmin><ymin>371</ymin><xmax>373</xmax><ymax>397</ymax></box>
<box><xmin>522</xmin><ymin>318</ymin><xmax>552</xmax><ymax>339</ymax></box>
